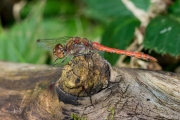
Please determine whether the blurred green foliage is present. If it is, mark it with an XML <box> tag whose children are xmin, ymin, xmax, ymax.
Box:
<box><xmin>0</xmin><ymin>2</ymin><xmax>46</xmax><ymax>63</ymax></box>
<box><xmin>0</xmin><ymin>0</ymin><xmax>103</xmax><ymax>64</ymax></box>
<box><xmin>102</xmin><ymin>17</ymin><xmax>140</xmax><ymax>65</ymax></box>
<box><xmin>0</xmin><ymin>0</ymin><xmax>180</xmax><ymax>69</ymax></box>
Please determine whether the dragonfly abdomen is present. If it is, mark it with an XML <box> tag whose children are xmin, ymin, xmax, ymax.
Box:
<box><xmin>92</xmin><ymin>42</ymin><xmax>157</xmax><ymax>62</ymax></box>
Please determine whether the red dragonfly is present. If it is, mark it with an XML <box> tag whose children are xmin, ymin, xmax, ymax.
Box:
<box><xmin>37</xmin><ymin>37</ymin><xmax>157</xmax><ymax>63</ymax></box>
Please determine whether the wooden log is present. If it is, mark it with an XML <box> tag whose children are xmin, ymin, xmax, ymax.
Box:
<box><xmin>0</xmin><ymin>60</ymin><xmax>180</xmax><ymax>120</ymax></box>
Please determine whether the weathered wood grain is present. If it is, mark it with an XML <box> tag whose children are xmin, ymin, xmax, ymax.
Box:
<box><xmin>0</xmin><ymin>61</ymin><xmax>180</xmax><ymax>120</ymax></box>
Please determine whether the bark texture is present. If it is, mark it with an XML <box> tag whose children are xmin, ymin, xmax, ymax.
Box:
<box><xmin>0</xmin><ymin>61</ymin><xmax>180</xmax><ymax>120</ymax></box>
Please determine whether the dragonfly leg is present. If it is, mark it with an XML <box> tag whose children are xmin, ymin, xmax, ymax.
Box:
<box><xmin>84</xmin><ymin>52</ymin><xmax>96</xmax><ymax>72</ymax></box>
<box><xmin>52</xmin><ymin>58</ymin><xmax>59</xmax><ymax>66</ymax></box>
<box><xmin>89</xmin><ymin>94</ymin><xmax>93</xmax><ymax>105</ymax></box>
<box><xmin>76</xmin><ymin>85</ymin><xmax>94</xmax><ymax>105</ymax></box>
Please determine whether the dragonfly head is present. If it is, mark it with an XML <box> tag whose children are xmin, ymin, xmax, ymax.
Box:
<box><xmin>53</xmin><ymin>44</ymin><xmax>65</xmax><ymax>59</ymax></box>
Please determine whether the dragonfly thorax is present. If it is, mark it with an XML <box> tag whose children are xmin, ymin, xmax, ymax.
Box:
<box><xmin>53</xmin><ymin>43</ymin><xmax>66</xmax><ymax>59</ymax></box>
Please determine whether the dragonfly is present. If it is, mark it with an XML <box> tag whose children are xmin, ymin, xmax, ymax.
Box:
<box><xmin>37</xmin><ymin>37</ymin><xmax>157</xmax><ymax>64</ymax></box>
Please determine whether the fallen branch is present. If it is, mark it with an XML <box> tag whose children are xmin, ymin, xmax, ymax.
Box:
<box><xmin>0</xmin><ymin>60</ymin><xmax>180</xmax><ymax>120</ymax></box>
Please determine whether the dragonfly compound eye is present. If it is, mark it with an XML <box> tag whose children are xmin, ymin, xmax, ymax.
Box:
<box><xmin>53</xmin><ymin>43</ymin><xmax>65</xmax><ymax>59</ymax></box>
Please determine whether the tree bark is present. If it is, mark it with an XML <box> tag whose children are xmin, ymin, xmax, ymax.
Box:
<box><xmin>0</xmin><ymin>61</ymin><xmax>180</xmax><ymax>120</ymax></box>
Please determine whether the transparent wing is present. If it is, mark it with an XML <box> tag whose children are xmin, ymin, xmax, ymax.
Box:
<box><xmin>36</xmin><ymin>36</ymin><xmax>73</xmax><ymax>51</ymax></box>
<box><xmin>97</xmin><ymin>51</ymin><xmax>104</xmax><ymax>58</ymax></box>
<box><xmin>52</xmin><ymin>56</ymin><xmax>73</xmax><ymax>66</ymax></box>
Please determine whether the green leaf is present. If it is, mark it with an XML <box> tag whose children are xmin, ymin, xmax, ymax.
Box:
<box><xmin>131</xmin><ymin>0</ymin><xmax>150</xmax><ymax>11</ymax></box>
<box><xmin>43</xmin><ymin>0</ymin><xmax>61</xmax><ymax>17</ymax></box>
<box><xmin>21</xmin><ymin>0</ymin><xmax>68</xmax><ymax>19</ymax></box>
<box><xmin>84</xmin><ymin>0</ymin><xmax>133</xmax><ymax>21</ymax></box>
<box><xmin>41</xmin><ymin>18</ymin><xmax>77</xmax><ymax>38</ymax></box>
<box><xmin>168</xmin><ymin>0</ymin><xmax>180</xmax><ymax>17</ymax></box>
<box><xmin>144</xmin><ymin>16</ymin><xmax>180</xmax><ymax>56</ymax></box>
<box><xmin>101</xmin><ymin>17</ymin><xmax>140</xmax><ymax>65</ymax></box>
<box><xmin>43</xmin><ymin>0</ymin><xmax>77</xmax><ymax>17</ymax></box>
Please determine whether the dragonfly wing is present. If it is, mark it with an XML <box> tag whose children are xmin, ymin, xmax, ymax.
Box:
<box><xmin>97</xmin><ymin>51</ymin><xmax>104</xmax><ymax>58</ymax></box>
<box><xmin>52</xmin><ymin>56</ymin><xmax>73</xmax><ymax>66</ymax></box>
<box><xmin>37</xmin><ymin>36</ymin><xmax>72</xmax><ymax>51</ymax></box>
